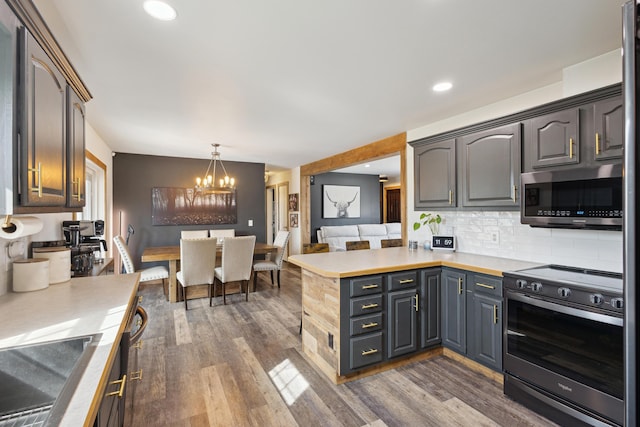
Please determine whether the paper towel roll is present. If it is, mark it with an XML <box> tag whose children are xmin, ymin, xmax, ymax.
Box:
<box><xmin>13</xmin><ymin>258</ymin><xmax>50</xmax><ymax>292</ymax></box>
<box><xmin>33</xmin><ymin>247</ymin><xmax>71</xmax><ymax>284</ymax></box>
<box><xmin>0</xmin><ymin>216</ymin><xmax>44</xmax><ymax>240</ymax></box>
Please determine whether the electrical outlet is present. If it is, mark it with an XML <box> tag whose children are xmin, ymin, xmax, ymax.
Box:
<box><xmin>248</xmin><ymin>219</ymin><xmax>253</xmax><ymax>227</ymax></box>
<box><xmin>490</xmin><ymin>232</ymin><xmax>499</xmax><ymax>243</ymax></box>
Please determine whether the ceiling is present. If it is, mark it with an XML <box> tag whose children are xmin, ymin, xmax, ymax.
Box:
<box><xmin>33</xmin><ymin>0</ymin><xmax>623</xmax><ymax>172</ymax></box>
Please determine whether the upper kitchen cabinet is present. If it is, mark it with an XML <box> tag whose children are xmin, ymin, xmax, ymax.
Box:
<box><xmin>525</xmin><ymin>108</ymin><xmax>580</xmax><ymax>170</ymax></box>
<box><xmin>17</xmin><ymin>27</ymin><xmax>67</xmax><ymax>207</ymax></box>
<box><xmin>414</xmin><ymin>139</ymin><xmax>456</xmax><ymax>209</ymax></box>
<box><xmin>593</xmin><ymin>96</ymin><xmax>623</xmax><ymax>162</ymax></box>
<box><xmin>459</xmin><ymin>123</ymin><xmax>521</xmax><ymax>208</ymax></box>
<box><xmin>67</xmin><ymin>87</ymin><xmax>86</xmax><ymax>208</ymax></box>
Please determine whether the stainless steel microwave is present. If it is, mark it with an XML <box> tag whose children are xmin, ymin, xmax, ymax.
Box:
<box><xmin>520</xmin><ymin>164</ymin><xmax>622</xmax><ymax>230</ymax></box>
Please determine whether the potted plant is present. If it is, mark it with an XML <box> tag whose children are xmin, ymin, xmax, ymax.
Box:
<box><xmin>413</xmin><ymin>212</ymin><xmax>441</xmax><ymax>235</ymax></box>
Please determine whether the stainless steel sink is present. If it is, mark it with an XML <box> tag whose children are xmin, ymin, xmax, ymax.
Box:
<box><xmin>0</xmin><ymin>334</ymin><xmax>101</xmax><ymax>427</ymax></box>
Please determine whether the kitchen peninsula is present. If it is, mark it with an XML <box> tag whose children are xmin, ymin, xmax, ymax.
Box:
<box><xmin>288</xmin><ymin>247</ymin><xmax>540</xmax><ymax>384</ymax></box>
<box><xmin>0</xmin><ymin>273</ymin><xmax>140</xmax><ymax>427</ymax></box>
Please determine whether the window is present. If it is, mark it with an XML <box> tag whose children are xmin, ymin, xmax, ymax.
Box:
<box><xmin>80</xmin><ymin>151</ymin><xmax>106</xmax><ymax>221</ymax></box>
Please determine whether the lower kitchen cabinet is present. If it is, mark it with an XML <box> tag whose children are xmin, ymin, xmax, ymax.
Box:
<box><xmin>387</xmin><ymin>288</ymin><xmax>418</xmax><ymax>358</ymax></box>
<box><xmin>420</xmin><ymin>269</ymin><xmax>441</xmax><ymax>348</ymax></box>
<box><xmin>95</xmin><ymin>337</ymin><xmax>125</xmax><ymax>427</ymax></box>
<box><xmin>441</xmin><ymin>268</ymin><xmax>466</xmax><ymax>353</ymax></box>
<box><xmin>470</xmin><ymin>293</ymin><xmax>502</xmax><ymax>369</ymax></box>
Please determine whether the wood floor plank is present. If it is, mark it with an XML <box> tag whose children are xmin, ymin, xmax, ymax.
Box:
<box><xmin>174</xmin><ymin>308</ymin><xmax>193</xmax><ymax>345</ymax></box>
<box><xmin>200</xmin><ymin>363</ymin><xmax>235</xmax><ymax>426</ymax></box>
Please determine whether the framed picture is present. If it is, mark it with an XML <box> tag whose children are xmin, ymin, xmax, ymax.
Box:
<box><xmin>323</xmin><ymin>185</ymin><xmax>360</xmax><ymax>218</ymax></box>
<box><xmin>289</xmin><ymin>212</ymin><xmax>299</xmax><ymax>228</ymax></box>
<box><xmin>151</xmin><ymin>187</ymin><xmax>237</xmax><ymax>225</ymax></box>
<box><xmin>288</xmin><ymin>193</ymin><xmax>299</xmax><ymax>211</ymax></box>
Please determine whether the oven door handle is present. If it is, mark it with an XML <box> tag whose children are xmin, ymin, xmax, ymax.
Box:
<box><xmin>506</xmin><ymin>291</ymin><xmax>623</xmax><ymax>327</ymax></box>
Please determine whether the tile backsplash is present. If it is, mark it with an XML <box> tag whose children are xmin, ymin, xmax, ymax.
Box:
<box><xmin>411</xmin><ymin>210</ymin><xmax>623</xmax><ymax>273</ymax></box>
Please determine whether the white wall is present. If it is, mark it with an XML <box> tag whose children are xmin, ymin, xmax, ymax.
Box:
<box><xmin>0</xmin><ymin>121</ymin><xmax>113</xmax><ymax>295</ymax></box>
<box><xmin>267</xmin><ymin>168</ymin><xmax>302</xmax><ymax>256</ymax></box>
<box><xmin>406</xmin><ymin>49</ymin><xmax>623</xmax><ymax>273</ymax></box>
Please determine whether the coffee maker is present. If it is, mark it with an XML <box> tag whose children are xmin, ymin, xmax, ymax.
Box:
<box><xmin>62</xmin><ymin>220</ymin><xmax>108</xmax><ymax>275</ymax></box>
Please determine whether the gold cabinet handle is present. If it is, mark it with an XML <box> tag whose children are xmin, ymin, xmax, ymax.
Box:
<box><xmin>73</xmin><ymin>177</ymin><xmax>82</xmax><ymax>201</ymax></box>
<box><xmin>458</xmin><ymin>277</ymin><xmax>463</xmax><ymax>295</ymax></box>
<box><xmin>595</xmin><ymin>132</ymin><xmax>600</xmax><ymax>155</ymax></box>
<box><xmin>569</xmin><ymin>137</ymin><xmax>574</xmax><ymax>159</ymax></box>
<box><xmin>136</xmin><ymin>318</ymin><xmax>143</xmax><ymax>327</ymax></box>
<box><xmin>399</xmin><ymin>279</ymin><xmax>414</xmax><ymax>284</ymax></box>
<box><xmin>132</xmin><ymin>339</ymin><xmax>143</xmax><ymax>349</ymax></box>
<box><xmin>476</xmin><ymin>283</ymin><xmax>495</xmax><ymax>290</ymax></box>
<box><xmin>106</xmin><ymin>374</ymin><xmax>127</xmax><ymax>398</ymax></box>
<box><xmin>414</xmin><ymin>293</ymin><xmax>419</xmax><ymax>312</ymax></box>
<box><xmin>512</xmin><ymin>185</ymin><xmax>518</xmax><ymax>202</ymax></box>
<box><xmin>448</xmin><ymin>189</ymin><xmax>453</xmax><ymax>205</ymax></box>
<box><xmin>130</xmin><ymin>369</ymin><xmax>143</xmax><ymax>381</ymax></box>
<box><xmin>361</xmin><ymin>284</ymin><xmax>378</xmax><ymax>290</ymax></box>
<box><xmin>361</xmin><ymin>348</ymin><xmax>379</xmax><ymax>356</ymax></box>
<box><xmin>361</xmin><ymin>303</ymin><xmax>379</xmax><ymax>310</ymax></box>
<box><xmin>28</xmin><ymin>162</ymin><xmax>42</xmax><ymax>197</ymax></box>
<box><xmin>361</xmin><ymin>322</ymin><xmax>379</xmax><ymax>329</ymax></box>
<box><xmin>138</xmin><ymin>296</ymin><xmax>143</xmax><ymax>303</ymax></box>
<box><xmin>493</xmin><ymin>305</ymin><xmax>498</xmax><ymax>324</ymax></box>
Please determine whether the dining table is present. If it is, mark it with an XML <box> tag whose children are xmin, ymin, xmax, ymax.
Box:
<box><xmin>141</xmin><ymin>242</ymin><xmax>278</xmax><ymax>302</ymax></box>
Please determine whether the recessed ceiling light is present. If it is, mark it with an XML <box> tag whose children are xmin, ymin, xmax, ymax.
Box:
<box><xmin>143</xmin><ymin>0</ymin><xmax>177</xmax><ymax>21</ymax></box>
<box><xmin>433</xmin><ymin>81</ymin><xmax>453</xmax><ymax>92</ymax></box>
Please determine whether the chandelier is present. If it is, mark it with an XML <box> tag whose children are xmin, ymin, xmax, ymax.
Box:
<box><xmin>195</xmin><ymin>143</ymin><xmax>236</xmax><ymax>194</ymax></box>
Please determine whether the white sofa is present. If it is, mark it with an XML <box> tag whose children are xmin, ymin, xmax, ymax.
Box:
<box><xmin>317</xmin><ymin>223</ymin><xmax>401</xmax><ymax>251</ymax></box>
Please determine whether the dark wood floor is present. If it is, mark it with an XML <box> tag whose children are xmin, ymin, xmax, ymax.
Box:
<box><xmin>124</xmin><ymin>262</ymin><xmax>557</xmax><ymax>427</ymax></box>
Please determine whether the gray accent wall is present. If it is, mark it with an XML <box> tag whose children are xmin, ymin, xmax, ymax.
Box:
<box><xmin>310</xmin><ymin>172</ymin><xmax>381</xmax><ymax>242</ymax></box>
<box><xmin>113</xmin><ymin>153</ymin><xmax>265</xmax><ymax>269</ymax></box>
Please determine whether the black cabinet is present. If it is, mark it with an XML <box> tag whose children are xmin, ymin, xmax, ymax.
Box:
<box><xmin>420</xmin><ymin>269</ymin><xmax>441</xmax><ymax>348</ymax></box>
<box><xmin>95</xmin><ymin>337</ymin><xmax>125</xmax><ymax>427</ymax></box>
<box><xmin>468</xmin><ymin>274</ymin><xmax>502</xmax><ymax>371</ymax></box>
<box><xmin>441</xmin><ymin>269</ymin><xmax>466</xmax><ymax>353</ymax></box>
<box><xmin>414</xmin><ymin>139</ymin><xmax>456</xmax><ymax>208</ymax></box>
<box><xmin>387</xmin><ymin>270</ymin><xmax>418</xmax><ymax>358</ymax></box>
<box><xmin>66</xmin><ymin>86</ymin><xmax>86</xmax><ymax>208</ymax></box>
<box><xmin>459</xmin><ymin>123</ymin><xmax>521</xmax><ymax>207</ymax></box>
<box><xmin>526</xmin><ymin>108</ymin><xmax>580</xmax><ymax>170</ymax></box>
<box><xmin>593</xmin><ymin>96</ymin><xmax>623</xmax><ymax>162</ymax></box>
<box><xmin>17</xmin><ymin>27</ymin><xmax>67</xmax><ymax>206</ymax></box>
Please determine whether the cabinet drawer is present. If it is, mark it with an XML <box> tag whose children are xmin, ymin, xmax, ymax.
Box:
<box><xmin>350</xmin><ymin>313</ymin><xmax>383</xmax><ymax>336</ymax></box>
<box><xmin>349</xmin><ymin>276</ymin><xmax>383</xmax><ymax>297</ymax></box>
<box><xmin>387</xmin><ymin>271</ymin><xmax>418</xmax><ymax>291</ymax></box>
<box><xmin>350</xmin><ymin>294</ymin><xmax>383</xmax><ymax>317</ymax></box>
<box><xmin>472</xmin><ymin>274</ymin><xmax>502</xmax><ymax>297</ymax></box>
<box><xmin>349</xmin><ymin>332</ymin><xmax>383</xmax><ymax>370</ymax></box>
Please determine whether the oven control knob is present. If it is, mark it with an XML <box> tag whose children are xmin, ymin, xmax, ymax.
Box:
<box><xmin>531</xmin><ymin>282</ymin><xmax>543</xmax><ymax>292</ymax></box>
<box><xmin>516</xmin><ymin>279</ymin><xmax>527</xmax><ymax>289</ymax></box>
<box><xmin>611</xmin><ymin>298</ymin><xmax>624</xmax><ymax>309</ymax></box>
<box><xmin>558</xmin><ymin>287</ymin><xmax>571</xmax><ymax>298</ymax></box>
<box><xmin>589</xmin><ymin>294</ymin><xmax>604</xmax><ymax>305</ymax></box>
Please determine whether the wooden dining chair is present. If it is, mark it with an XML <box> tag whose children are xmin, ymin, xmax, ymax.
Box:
<box><xmin>346</xmin><ymin>240</ymin><xmax>370</xmax><ymax>251</ymax></box>
<box><xmin>176</xmin><ymin>238</ymin><xmax>217</xmax><ymax>310</ymax></box>
<box><xmin>212</xmin><ymin>236</ymin><xmax>256</xmax><ymax>305</ymax></box>
<box><xmin>302</xmin><ymin>243</ymin><xmax>329</xmax><ymax>254</ymax></box>
<box><xmin>381</xmin><ymin>238</ymin><xmax>403</xmax><ymax>248</ymax></box>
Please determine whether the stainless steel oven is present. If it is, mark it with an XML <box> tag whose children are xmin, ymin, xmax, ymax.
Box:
<box><xmin>503</xmin><ymin>265</ymin><xmax>623</xmax><ymax>426</ymax></box>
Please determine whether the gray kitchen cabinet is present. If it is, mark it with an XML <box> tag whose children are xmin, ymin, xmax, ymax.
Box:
<box><xmin>387</xmin><ymin>288</ymin><xmax>418</xmax><ymax>358</ymax></box>
<box><xmin>526</xmin><ymin>108</ymin><xmax>580</xmax><ymax>170</ymax></box>
<box><xmin>593</xmin><ymin>96</ymin><xmax>623</xmax><ymax>162</ymax></box>
<box><xmin>441</xmin><ymin>268</ymin><xmax>466</xmax><ymax>354</ymax></box>
<box><xmin>17</xmin><ymin>27</ymin><xmax>67</xmax><ymax>206</ymax></box>
<box><xmin>459</xmin><ymin>123</ymin><xmax>521</xmax><ymax>207</ymax></box>
<box><xmin>95</xmin><ymin>338</ymin><xmax>125</xmax><ymax>427</ymax></box>
<box><xmin>420</xmin><ymin>268</ymin><xmax>441</xmax><ymax>348</ymax></box>
<box><xmin>469</xmin><ymin>274</ymin><xmax>503</xmax><ymax>371</ymax></box>
<box><xmin>414</xmin><ymin>139</ymin><xmax>456</xmax><ymax>208</ymax></box>
<box><xmin>66</xmin><ymin>86</ymin><xmax>86</xmax><ymax>208</ymax></box>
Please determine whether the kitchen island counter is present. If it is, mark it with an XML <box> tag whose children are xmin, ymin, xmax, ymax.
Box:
<box><xmin>0</xmin><ymin>273</ymin><xmax>140</xmax><ymax>427</ymax></box>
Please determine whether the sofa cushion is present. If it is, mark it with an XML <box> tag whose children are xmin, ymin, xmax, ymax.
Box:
<box><xmin>320</xmin><ymin>225</ymin><xmax>360</xmax><ymax>252</ymax></box>
<box><xmin>358</xmin><ymin>224</ymin><xmax>388</xmax><ymax>249</ymax></box>
<box><xmin>385</xmin><ymin>222</ymin><xmax>402</xmax><ymax>239</ymax></box>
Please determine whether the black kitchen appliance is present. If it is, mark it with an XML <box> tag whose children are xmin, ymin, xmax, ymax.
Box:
<box><xmin>62</xmin><ymin>220</ymin><xmax>108</xmax><ymax>275</ymax></box>
<box><xmin>503</xmin><ymin>265</ymin><xmax>623</xmax><ymax>426</ymax></box>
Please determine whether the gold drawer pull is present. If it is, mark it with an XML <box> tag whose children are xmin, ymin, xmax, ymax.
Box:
<box><xmin>106</xmin><ymin>374</ymin><xmax>127</xmax><ymax>398</ymax></box>
<box><xmin>399</xmin><ymin>279</ymin><xmax>414</xmax><ymax>284</ymax></box>
<box><xmin>361</xmin><ymin>322</ymin><xmax>379</xmax><ymax>329</ymax></box>
<box><xmin>132</xmin><ymin>339</ymin><xmax>143</xmax><ymax>349</ymax></box>
<box><xmin>361</xmin><ymin>284</ymin><xmax>378</xmax><ymax>290</ymax></box>
<box><xmin>130</xmin><ymin>369</ymin><xmax>143</xmax><ymax>381</ymax></box>
<box><xmin>138</xmin><ymin>296</ymin><xmax>143</xmax><ymax>303</ymax></box>
<box><xmin>476</xmin><ymin>283</ymin><xmax>495</xmax><ymax>290</ymax></box>
<box><xmin>28</xmin><ymin>162</ymin><xmax>42</xmax><ymax>197</ymax></box>
<box><xmin>361</xmin><ymin>348</ymin><xmax>379</xmax><ymax>356</ymax></box>
<box><xmin>361</xmin><ymin>303</ymin><xmax>379</xmax><ymax>310</ymax></box>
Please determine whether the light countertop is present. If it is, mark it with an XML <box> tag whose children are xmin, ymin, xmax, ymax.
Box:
<box><xmin>0</xmin><ymin>273</ymin><xmax>140</xmax><ymax>427</ymax></box>
<box><xmin>288</xmin><ymin>247</ymin><xmax>543</xmax><ymax>278</ymax></box>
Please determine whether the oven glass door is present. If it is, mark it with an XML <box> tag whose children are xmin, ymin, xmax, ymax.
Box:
<box><xmin>506</xmin><ymin>292</ymin><xmax>623</xmax><ymax>400</ymax></box>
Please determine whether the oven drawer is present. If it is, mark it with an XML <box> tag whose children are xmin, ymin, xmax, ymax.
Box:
<box><xmin>350</xmin><ymin>294</ymin><xmax>383</xmax><ymax>317</ymax></box>
<box><xmin>349</xmin><ymin>276</ymin><xmax>383</xmax><ymax>297</ymax></box>
<box><xmin>349</xmin><ymin>332</ymin><xmax>383</xmax><ymax>370</ymax></box>
<box><xmin>472</xmin><ymin>274</ymin><xmax>502</xmax><ymax>297</ymax></box>
<box><xmin>350</xmin><ymin>313</ymin><xmax>383</xmax><ymax>336</ymax></box>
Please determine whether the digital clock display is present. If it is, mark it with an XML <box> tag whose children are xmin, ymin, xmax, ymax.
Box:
<box><xmin>432</xmin><ymin>235</ymin><xmax>455</xmax><ymax>251</ymax></box>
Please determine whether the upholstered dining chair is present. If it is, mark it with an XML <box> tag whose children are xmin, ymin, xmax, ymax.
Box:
<box><xmin>209</xmin><ymin>229</ymin><xmax>235</xmax><ymax>243</ymax></box>
<box><xmin>253</xmin><ymin>230</ymin><xmax>290</xmax><ymax>291</ymax></box>
<box><xmin>381</xmin><ymin>238</ymin><xmax>403</xmax><ymax>248</ymax></box>
<box><xmin>212</xmin><ymin>235</ymin><xmax>256</xmax><ymax>305</ymax></box>
<box><xmin>176</xmin><ymin>238</ymin><xmax>217</xmax><ymax>310</ymax></box>
<box><xmin>181</xmin><ymin>230</ymin><xmax>209</xmax><ymax>239</ymax></box>
<box><xmin>113</xmin><ymin>235</ymin><xmax>169</xmax><ymax>296</ymax></box>
<box><xmin>346</xmin><ymin>240</ymin><xmax>370</xmax><ymax>251</ymax></box>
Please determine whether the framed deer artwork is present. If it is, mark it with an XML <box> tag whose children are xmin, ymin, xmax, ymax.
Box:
<box><xmin>323</xmin><ymin>185</ymin><xmax>360</xmax><ymax>218</ymax></box>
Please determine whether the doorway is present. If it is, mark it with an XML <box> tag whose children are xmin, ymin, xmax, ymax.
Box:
<box><xmin>384</xmin><ymin>186</ymin><xmax>401</xmax><ymax>223</ymax></box>
<box><xmin>265</xmin><ymin>182</ymin><xmax>289</xmax><ymax>245</ymax></box>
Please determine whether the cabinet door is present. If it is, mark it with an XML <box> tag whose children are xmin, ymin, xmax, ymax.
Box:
<box><xmin>527</xmin><ymin>108</ymin><xmax>579</xmax><ymax>169</ymax></box>
<box><xmin>441</xmin><ymin>270</ymin><xmax>465</xmax><ymax>353</ymax></box>
<box><xmin>67</xmin><ymin>87</ymin><xmax>85</xmax><ymax>208</ymax></box>
<box><xmin>420</xmin><ymin>269</ymin><xmax>441</xmax><ymax>348</ymax></box>
<box><xmin>470</xmin><ymin>294</ymin><xmax>502</xmax><ymax>370</ymax></box>
<box><xmin>460</xmin><ymin>123</ymin><xmax>521</xmax><ymax>207</ymax></box>
<box><xmin>18</xmin><ymin>28</ymin><xmax>67</xmax><ymax>206</ymax></box>
<box><xmin>593</xmin><ymin>97</ymin><xmax>623</xmax><ymax>162</ymax></box>
<box><xmin>96</xmin><ymin>343</ymin><xmax>123</xmax><ymax>427</ymax></box>
<box><xmin>387</xmin><ymin>288</ymin><xmax>418</xmax><ymax>358</ymax></box>
<box><xmin>414</xmin><ymin>139</ymin><xmax>456</xmax><ymax>208</ymax></box>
